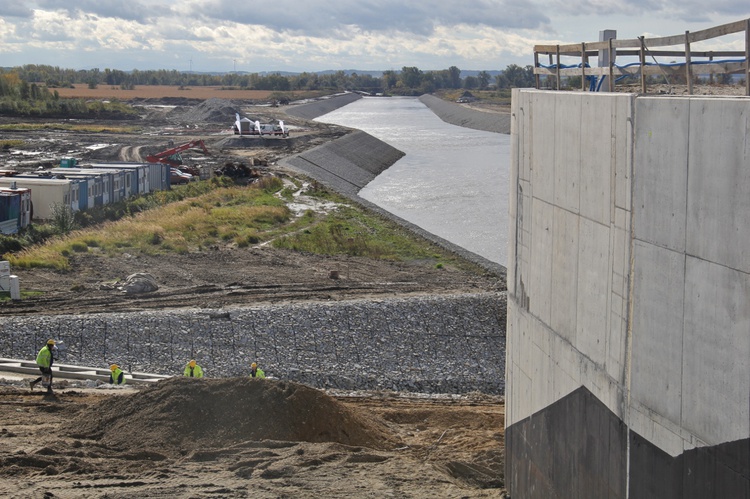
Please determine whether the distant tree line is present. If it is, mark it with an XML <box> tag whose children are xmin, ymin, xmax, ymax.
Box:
<box><xmin>0</xmin><ymin>72</ymin><xmax>137</xmax><ymax>118</ymax></box>
<box><xmin>0</xmin><ymin>63</ymin><xmax>535</xmax><ymax>117</ymax></box>
<box><xmin>3</xmin><ymin>64</ymin><xmax>536</xmax><ymax>95</ymax></box>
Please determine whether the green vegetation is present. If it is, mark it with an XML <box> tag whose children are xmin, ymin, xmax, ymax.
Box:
<box><xmin>3</xmin><ymin>63</ymin><xmax>536</xmax><ymax>100</ymax></box>
<box><xmin>0</xmin><ymin>72</ymin><xmax>139</xmax><ymax>118</ymax></box>
<box><xmin>0</xmin><ymin>139</ymin><xmax>26</xmax><ymax>149</ymax></box>
<box><xmin>2</xmin><ymin>174</ymin><xmax>459</xmax><ymax>272</ymax></box>
<box><xmin>0</xmin><ymin>290</ymin><xmax>44</xmax><ymax>302</ymax></box>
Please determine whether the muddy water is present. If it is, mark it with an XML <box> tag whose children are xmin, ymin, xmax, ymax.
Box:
<box><xmin>316</xmin><ymin>97</ymin><xmax>509</xmax><ymax>267</ymax></box>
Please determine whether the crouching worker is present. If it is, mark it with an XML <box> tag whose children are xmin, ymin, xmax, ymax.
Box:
<box><xmin>109</xmin><ymin>364</ymin><xmax>126</xmax><ymax>385</ymax></box>
<box><xmin>250</xmin><ymin>362</ymin><xmax>265</xmax><ymax>378</ymax></box>
<box><xmin>183</xmin><ymin>359</ymin><xmax>204</xmax><ymax>378</ymax></box>
<box><xmin>30</xmin><ymin>339</ymin><xmax>57</xmax><ymax>394</ymax></box>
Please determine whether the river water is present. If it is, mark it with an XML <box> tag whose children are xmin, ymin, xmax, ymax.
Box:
<box><xmin>315</xmin><ymin>97</ymin><xmax>510</xmax><ymax>267</ymax></box>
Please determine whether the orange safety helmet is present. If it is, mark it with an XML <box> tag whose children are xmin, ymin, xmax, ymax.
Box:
<box><xmin>110</xmin><ymin>364</ymin><xmax>118</xmax><ymax>372</ymax></box>
<box><xmin>46</xmin><ymin>339</ymin><xmax>56</xmax><ymax>346</ymax></box>
<box><xmin>189</xmin><ymin>360</ymin><xmax>197</xmax><ymax>368</ymax></box>
<box><xmin>251</xmin><ymin>362</ymin><xmax>257</xmax><ymax>369</ymax></box>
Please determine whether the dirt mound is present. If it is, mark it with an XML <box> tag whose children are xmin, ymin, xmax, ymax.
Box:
<box><xmin>64</xmin><ymin>377</ymin><xmax>397</xmax><ymax>455</ymax></box>
<box><xmin>167</xmin><ymin>97</ymin><xmax>239</xmax><ymax>123</ymax></box>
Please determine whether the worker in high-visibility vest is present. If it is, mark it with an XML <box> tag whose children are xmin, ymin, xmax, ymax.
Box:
<box><xmin>250</xmin><ymin>362</ymin><xmax>265</xmax><ymax>378</ymax></box>
<box><xmin>183</xmin><ymin>359</ymin><xmax>204</xmax><ymax>378</ymax></box>
<box><xmin>109</xmin><ymin>364</ymin><xmax>126</xmax><ymax>385</ymax></box>
<box><xmin>30</xmin><ymin>339</ymin><xmax>57</xmax><ymax>394</ymax></box>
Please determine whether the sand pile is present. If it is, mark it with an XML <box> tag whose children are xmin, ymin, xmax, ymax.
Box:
<box><xmin>64</xmin><ymin>377</ymin><xmax>397</xmax><ymax>455</ymax></box>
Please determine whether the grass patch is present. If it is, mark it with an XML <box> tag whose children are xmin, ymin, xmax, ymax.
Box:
<box><xmin>4</xmin><ymin>172</ymin><xmax>469</xmax><ymax>272</ymax></box>
<box><xmin>272</xmin><ymin>204</ymin><xmax>447</xmax><ymax>262</ymax></box>
<box><xmin>0</xmin><ymin>139</ymin><xmax>26</xmax><ymax>149</ymax></box>
<box><xmin>0</xmin><ymin>290</ymin><xmax>44</xmax><ymax>301</ymax></box>
<box><xmin>6</xmin><ymin>180</ymin><xmax>290</xmax><ymax>269</ymax></box>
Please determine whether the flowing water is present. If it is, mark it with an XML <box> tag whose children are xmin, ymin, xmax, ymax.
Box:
<box><xmin>316</xmin><ymin>97</ymin><xmax>510</xmax><ymax>266</ymax></box>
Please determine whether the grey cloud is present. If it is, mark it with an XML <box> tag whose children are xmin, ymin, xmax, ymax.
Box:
<box><xmin>186</xmin><ymin>0</ymin><xmax>549</xmax><ymax>36</ymax></box>
<box><xmin>548</xmin><ymin>0</ymin><xmax>749</xmax><ymax>21</ymax></box>
<box><xmin>0</xmin><ymin>1</ymin><xmax>34</xmax><ymax>18</ymax></box>
<box><xmin>34</xmin><ymin>0</ymin><xmax>165</xmax><ymax>24</ymax></box>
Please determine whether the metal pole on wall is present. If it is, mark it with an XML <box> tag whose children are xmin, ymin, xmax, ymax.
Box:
<box><xmin>581</xmin><ymin>43</ymin><xmax>587</xmax><ymax>91</ymax></box>
<box><xmin>608</xmin><ymin>38</ymin><xmax>614</xmax><ymax>92</ymax></box>
<box><xmin>639</xmin><ymin>36</ymin><xmax>647</xmax><ymax>93</ymax></box>
<box><xmin>746</xmin><ymin>19</ymin><xmax>750</xmax><ymax>96</ymax></box>
<box><xmin>556</xmin><ymin>45</ymin><xmax>561</xmax><ymax>90</ymax></box>
<box><xmin>685</xmin><ymin>31</ymin><xmax>693</xmax><ymax>95</ymax></box>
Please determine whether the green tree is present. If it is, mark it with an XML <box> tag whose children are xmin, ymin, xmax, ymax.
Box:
<box><xmin>477</xmin><ymin>71</ymin><xmax>490</xmax><ymax>90</ymax></box>
<box><xmin>400</xmin><ymin>66</ymin><xmax>423</xmax><ymax>88</ymax></box>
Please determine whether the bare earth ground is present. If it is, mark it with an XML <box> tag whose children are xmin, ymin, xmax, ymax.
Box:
<box><xmin>0</xmin><ymin>94</ymin><xmax>508</xmax><ymax>497</ymax></box>
<box><xmin>0</xmin><ymin>378</ymin><xmax>504</xmax><ymax>498</ymax></box>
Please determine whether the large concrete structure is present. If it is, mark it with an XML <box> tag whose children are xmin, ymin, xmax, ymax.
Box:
<box><xmin>506</xmin><ymin>89</ymin><xmax>749</xmax><ymax>498</ymax></box>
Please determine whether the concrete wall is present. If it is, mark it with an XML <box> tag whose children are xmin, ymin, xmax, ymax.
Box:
<box><xmin>506</xmin><ymin>89</ymin><xmax>749</xmax><ymax>498</ymax></box>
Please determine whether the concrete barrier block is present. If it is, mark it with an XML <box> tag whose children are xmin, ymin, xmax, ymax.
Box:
<box><xmin>682</xmin><ymin>256</ymin><xmax>750</xmax><ymax>445</ymax></box>
<box><xmin>634</xmin><ymin>97</ymin><xmax>689</xmax><ymax>252</ymax></box>
<box><xmin>554</xmin><ymin>93</ymin><xmax>582</xmax><ymax>213</ymax></box>
<box><xmin>550</xmin><ymin>206</ymin><xmax>579</xmax><ymax>343</ymax></box>
<box><xmin>529</xmin><ymin>198</ymin><xmax>553</xmax><ymax>323</ymax></box>
<box><xmin>579</xmin><ymin>93</ymin><xmax>613</xmax><ymax>225</ymax></box>
<box><xmin>9</xmin><ymin>276</ymin><xmax>19</xmax><ymax>300</ymax></box>
<box><xmin>529</xmin><ymin>92</ymin><xmax>555</xmax><ymax>197</ymax></box>
<box><xmin>575</xmin><ymin>217</ymin><xmax>610</xmax><ymax>363</ymax></box>
<box><xmin>686</xmin><ymin>98</ymin><xmax>750</xmax><ymax>274</ymax></box>
<box><xmin>631</xmin><ymin>241</ymin><xmax>685</xmax><ymax>423</ymax></box>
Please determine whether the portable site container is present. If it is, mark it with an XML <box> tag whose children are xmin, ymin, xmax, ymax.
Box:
<box><xmin>0</xmin><ymin>186</ymin><xmax>32</xmax><ymax>231</ymax></box>
<box><xmin>0</xmin><ymin>191</ymin><xmax>21</xmax><ymax>234</ymax></box>
<box><xmin>48</xmin><ymin>169</ymin><xmax>111</xmax><ymax>208</ymax></box>
<box><xmin>89</xmin><ymin>163</ymin><xmax>150</xmax><ymax>196</ymax></box>
<box><xmin>140</xmin><ymin>162</ymin><xmax>168</xmax><ymax>192</ymax></box>
<box><xmin>76</xmin><ymin>167</ymin><xmax>127</xmax><ymax>203</ymax></box>
<box><xmin>0</xmin><ymin>177</ymin><xmax>78</xmax><ymax>220</ymax></box>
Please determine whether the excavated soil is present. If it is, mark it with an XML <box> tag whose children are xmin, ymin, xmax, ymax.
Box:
<box><xmin>0</xmin><ymin>381</ymin><xmax>505</xmax><ymax>498</ymax></box>
<box><xmin>64</xmin><ymin>378</ymin><xmax>398</xmax><ymax>453</ymax></box>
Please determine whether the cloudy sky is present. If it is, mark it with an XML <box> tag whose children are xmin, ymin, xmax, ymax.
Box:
<box><xmin>0</xmin><ymin>1</ymin><xmax>748</xmax><ymax>73</ymax></box>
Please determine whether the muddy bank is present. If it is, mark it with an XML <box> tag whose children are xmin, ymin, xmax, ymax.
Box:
<box><xmin>419</xmin><ymin>94</ymin><xmax>511</xmax><ymax>134</ymax></box>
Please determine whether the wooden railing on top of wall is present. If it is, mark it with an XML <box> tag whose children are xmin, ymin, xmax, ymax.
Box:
<box><xmin>533</xmin><ymin>18</ymin><xmax>750</xmax><ymax>96</ymax></box>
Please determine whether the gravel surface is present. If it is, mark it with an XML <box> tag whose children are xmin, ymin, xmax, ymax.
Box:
<box><xmin>0</xmin><ymin>293</ymin><xmax>506</xmax><ymax>395</ymax></box>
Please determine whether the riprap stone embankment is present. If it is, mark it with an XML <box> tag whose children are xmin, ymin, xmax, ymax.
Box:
<box><xmin>1</xmin><ymin>293</ymin><xmax>506</xmax><ymax>395</ymax></box>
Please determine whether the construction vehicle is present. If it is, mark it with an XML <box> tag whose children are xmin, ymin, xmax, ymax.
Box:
<box><xmin>145</xmin><ymin>140</ymin><xmax>209</xmax><ymax>177</ymax></box>
<box><xmin>233</xmin><ymin>113</ymin><xmax>289</xmax><ymax>137</ymax></box>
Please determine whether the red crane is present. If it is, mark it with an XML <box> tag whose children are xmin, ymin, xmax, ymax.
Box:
<box><xmin>145</xmin><ymin>140</ymin><xmax>209</xmax><ymax>168</ymax></box>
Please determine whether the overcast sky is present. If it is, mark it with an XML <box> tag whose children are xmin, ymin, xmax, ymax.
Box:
<box><xmin>0</xmin><ymin>1</ymin><xmax>748</xmax><ymax>73</ymax></box>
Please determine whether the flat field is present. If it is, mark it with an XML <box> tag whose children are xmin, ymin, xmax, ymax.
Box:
<box><xmin>52</xmin><ymin>84</ymin><xmax>296</xmax><ymax>101</ymax></box>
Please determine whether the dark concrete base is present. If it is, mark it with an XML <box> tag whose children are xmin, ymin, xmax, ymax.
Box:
<box><xmin>506</xmin><ymin>386</ymin><xmax>750</xmax><ymax>498</ymax></box>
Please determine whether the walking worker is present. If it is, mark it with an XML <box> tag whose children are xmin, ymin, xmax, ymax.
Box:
<box><xmin>183</xmin><ymin>359</ymin><xmax>204</xmax><ymax>378</ymax></box>
<box><xmin>109</xmin><ymin>364</ymin><xmax>126</xmax><ymax>385</ymax></box>
<box><xmin>30</xmin><ymin>339</ymin><xmax>57</xmax><ymax>393</ymax></box>
<box><xmin>250</xmin><ymin>362</ymin><xmax>265</xmax><ymax>379</ymax></box>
